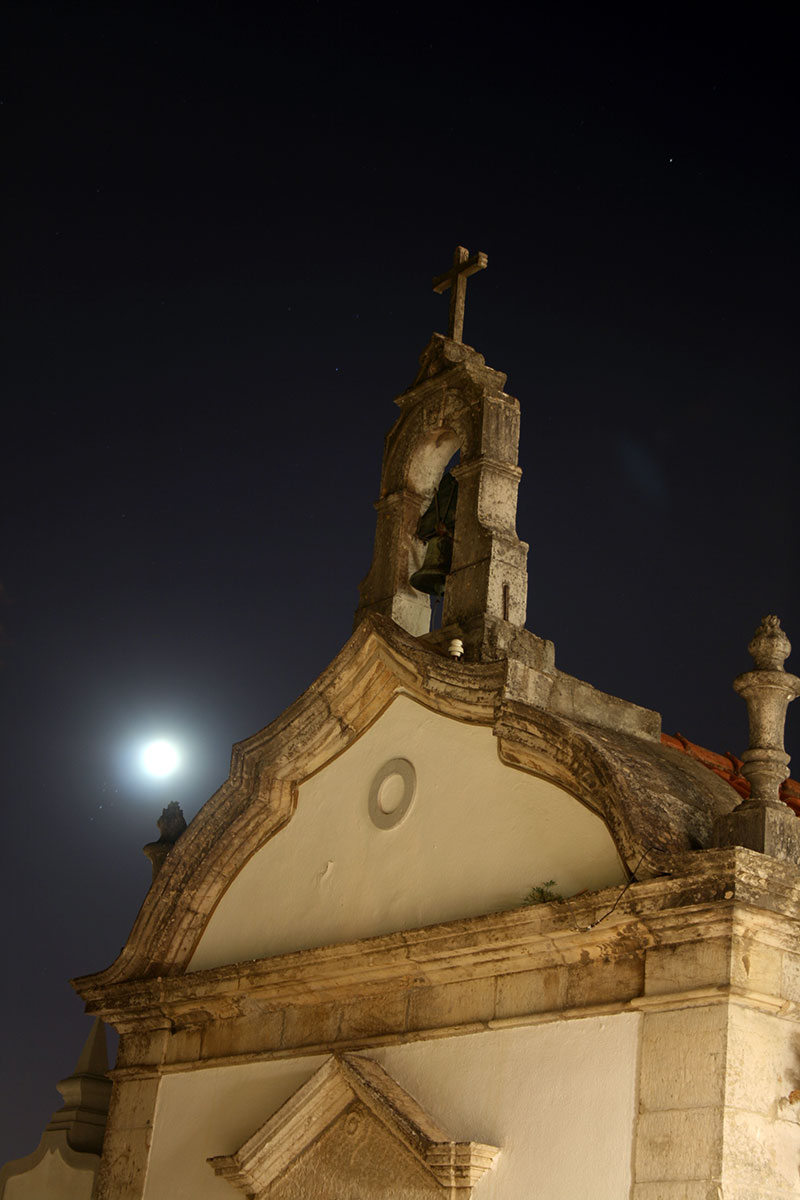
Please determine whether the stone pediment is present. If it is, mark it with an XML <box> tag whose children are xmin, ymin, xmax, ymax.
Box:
<box><xmin>208</xmin><ymin>1054</ymin><xmax>499</xmax><ymax>1197</ymax></box>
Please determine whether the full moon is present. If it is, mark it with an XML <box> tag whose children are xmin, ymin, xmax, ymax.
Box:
<box><xmin>141</xmin><ymin>739</ymin><xmax>180</xmax><ymax>778</ymax></box>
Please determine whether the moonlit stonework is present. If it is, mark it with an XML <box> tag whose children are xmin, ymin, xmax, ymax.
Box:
<box><xmin>141</xmin><ymin>739</ymin><xmax>180</xmax><ymax>778</ymax></box>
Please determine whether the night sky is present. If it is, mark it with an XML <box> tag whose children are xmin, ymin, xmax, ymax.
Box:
<box><xmin>1</xmin><ymin>2</ymin><xmax>797</xmax><ymax>1166</ymax></box>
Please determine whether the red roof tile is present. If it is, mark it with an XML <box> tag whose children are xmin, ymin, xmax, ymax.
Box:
<box><xmin>661</xmin><ymin>732</ymin><xmax>800</xmax><ymax>817</ymax></box>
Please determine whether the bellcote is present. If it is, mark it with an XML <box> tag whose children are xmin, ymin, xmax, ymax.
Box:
<box><xmin>355</xmin><ymin>249</ymin><xmax>543</xmax><ymax>664</ymax></box>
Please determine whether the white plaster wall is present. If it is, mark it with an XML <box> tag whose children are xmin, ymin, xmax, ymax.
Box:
<box><xmin>2</xmin><ymin>1148</ymin><xmax>96</xmax><ymax>1200</ymax></box>
<box><xmin>143</xmin><ymin>1016</ymin><xmax>640</xmax><ymax>1199</ymax></box>
<box><xmin>144</xmin><ymin>1056</ymin><xmax>329</xmax><ymax>1200</ymax></box>
<box><xmin>190</xmin><ymin>696</ymin><xmax>625</xmax><ymax>970</ymax></box>
<box><xmin>373</xmin><ymin>1020</ymin><xmax>640</xmax><ymax>1199</ymax></box>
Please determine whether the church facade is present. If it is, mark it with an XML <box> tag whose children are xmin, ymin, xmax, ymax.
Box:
<box><xmin>9</xmin><ymin>249</ymin><xmax>800</xmax><ymax>1198</ymax></box>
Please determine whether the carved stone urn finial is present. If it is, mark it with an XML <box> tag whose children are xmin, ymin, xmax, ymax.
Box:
<box><xmin>734</xmin><ymin>615</ymin><xmax>800</xmax><ymax>808</ymax></box>
<box><xmin>747</xmin><ymin>614</ymin><xmax>792</xmax><ymax>671</ymax></box>
<box><xmin>714</xmin><ymin>616</ymin><xmax>800</xmax><ymax>864</ymax></box>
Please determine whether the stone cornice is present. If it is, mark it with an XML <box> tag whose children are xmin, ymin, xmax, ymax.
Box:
<box><xmin>76</xmin><ymin>849</ymin><xmax>800</xmax><ymax>1042</ymax></box>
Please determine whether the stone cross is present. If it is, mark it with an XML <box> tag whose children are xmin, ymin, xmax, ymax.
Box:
<box><xmin>433</xmin><ymin>246</ymin><xmax>488</xmax><ymax>343</ymax></box>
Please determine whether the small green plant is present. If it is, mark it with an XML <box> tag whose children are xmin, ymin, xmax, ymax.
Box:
<box><xmin>522</xmin><ymin>879</ymin><xmax>562</xmax><ymax>906</ymax></box>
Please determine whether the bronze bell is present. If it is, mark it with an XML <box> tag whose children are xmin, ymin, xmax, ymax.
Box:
<box><xmin>410</xmin><ymin>470</ymin><xmax>458</xmax><ymax>597</ymax></box>
<box><xmin>409</xmin><ymin>534</ymin><xmax>453</xmax><ymax>596</ymax></box>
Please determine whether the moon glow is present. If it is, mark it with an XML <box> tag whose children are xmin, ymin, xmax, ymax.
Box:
<box><xmin>141</xmin><ymin>739</ymin><xmax>180</xmax><ymax>778</ymax></box>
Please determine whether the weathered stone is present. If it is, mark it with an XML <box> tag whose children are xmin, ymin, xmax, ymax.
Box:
<box><xmin>354</xmin><ymin>332</ymin><xmax>529</xmax><ymax>646</ymax></box>
<box><xmin>406</xmin><ymin>978</ymin><xmax>496</xmax><ymax>1034</ymax></box>
<box><xmin>208</xmin><ymin>1055</ymin><xmax>499</xmax><ymax>1197</ymax></box>
<box><xmin>634</xmin><ymin>1105</ymin><xmax>724</xmax><ymax>1183</ymax></box>
<box><xmin>431</xmin><ymin>245</ymin><xmax>488</xmax><ymax>345</ymax></box>
<box><xmin>90</xmin><ymin>1077</ymin><xmax>158</xmax><ymax>1200</ymax></box>
<box><xmin>715</xmin><ymin>616</ymin><xmax>800</xmax><ymax>865</ymax></box>
<box><xmin>142</xmin><ymin>800</ymin><xmax>187</xmax><ymax>880</ymax></box>
<box><xmin>714</xmin><ymin>797</ymin><xmax>800</xmax><ymax>864</ymax></box>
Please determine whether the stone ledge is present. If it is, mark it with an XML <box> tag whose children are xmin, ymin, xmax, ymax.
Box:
<box><xmin>78</xmin><ymin>849</ymin><xmax>800</xmax><ymax>1074</ymax></box>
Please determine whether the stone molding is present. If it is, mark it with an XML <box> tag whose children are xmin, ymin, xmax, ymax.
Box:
<box><xmin>405</xmin><ymin>334</ymin><xmax>507</xmax><ymax>396</ymax></box>
<box><xmin>75</xmin><ymin>849</ymin><xmax>800</xmax><ymax>1074</ymax></box>
<box><xmin>72</xmin><ymin>617</ymin><xmax>739</xmax><ymax>998</ymax></box>
<box><xmin>208</xmin><ymin>1054</ymin><xmax>499</xmax><ymax>1195</ymax></box>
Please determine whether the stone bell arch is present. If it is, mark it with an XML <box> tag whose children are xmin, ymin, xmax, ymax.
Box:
<box><xmin>355</xmin><ymin>249</ymin><xmax>531</xmax><ymax>660</ymax></box>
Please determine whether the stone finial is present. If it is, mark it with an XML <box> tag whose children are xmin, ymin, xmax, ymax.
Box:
<box><xmin>714</xmin><ymin>616</ymin><xmax>800</xmax><ymax>863</ymax></box>
<box><xmin>747</xmin><ymin>613</ymin><xmax>792</xmax><ymax>670</ymax></box>
<box><xmin>143</xmin><ymin>800</ymin><xmax>187</xmax><ymax>880</ymax></box>
<box><xmin>734</xmin><ymin>615</ymin><xmax>800</xmax><ymax>808</ymax></box>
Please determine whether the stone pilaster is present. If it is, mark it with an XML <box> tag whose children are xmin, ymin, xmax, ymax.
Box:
<box><xmin>92</xmin><ymin>1076</ymin><xmax>160</xmax><ymax>1200</ymax></box>
<box><xmin>357</xmin><ymin>489</ymin><xmax>433</xmax><ymax>637</ymax></box>
<box><xmin>632</xmin><ymin>897</ymin><xmax>800</xmax><ymax>1199</ymax></box>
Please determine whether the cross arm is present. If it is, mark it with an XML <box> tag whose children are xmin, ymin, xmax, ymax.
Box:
<box><xmin>432</xmin><ymin>250</ymin><xmax>488</xmax><ymax>293</ymax></box>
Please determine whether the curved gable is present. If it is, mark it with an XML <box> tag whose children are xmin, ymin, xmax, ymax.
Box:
<box><xmin>73</xmin><ymin>615</ymin><xmax>739</xmax><ymax>996</ymax></box>
<box><xmin>189</xmin><ymin>695</ymin><xmax>625</xmax><ymax>970</ymax></box>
